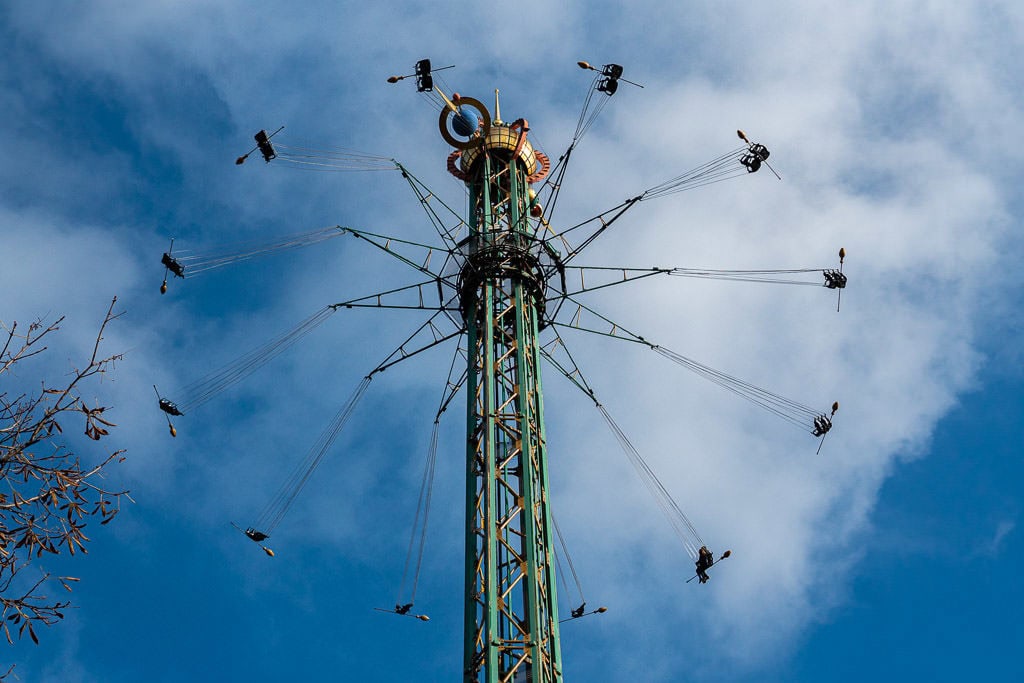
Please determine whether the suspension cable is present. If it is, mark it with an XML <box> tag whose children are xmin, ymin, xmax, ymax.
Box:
<box><xmin>173</xmin><ymin>306</ymin><xmax>336</xmax><ymax>414</ymax></box>
<box><xmin>395</xmin><ymin>340</ymin><xmax>467</xmax><ymax>606</ymax></box>
<box><xmin>171</xmin><ymin>226</ymin><xmax>348</xmax><ymax>277</ymax></box>
<box><xmin>538</xmin><ymin>339</ymin><xmax>705</xmax><ymax>560</ymax></box>
<box><xmin>596</xmin><ymin>404</ymin><xmax>702</xmax><ymax>559</ymax></box>
<box><xmin>546</xmin><ymin>139</ymin><xmax>772</xmax><ymax>265</ymax></box>
<box><xmin>551</xmin><ymin>297</ymin><xmax>827</xmax><ymax>433</ymax></box>
<box><xmin>270</xmin><ymin>142</ymin><xmax>398</xmax><ymax>172</ymax></box>
<box><xmin>552</xmin><ymin>512</ymin><xmax>585</xmax><ymax>606</ymax></box>
<box><xmin>255</xmin><ymin>376</ymin><xmax>373</xmax><ymax>533</ymax></box>
<box><xmin>398</xmin><ymin>420</ymin><xmax>440</xmax><ymax>605</ymax></box>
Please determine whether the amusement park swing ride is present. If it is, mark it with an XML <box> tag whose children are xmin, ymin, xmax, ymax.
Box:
<box><xmin>155</xmin><ymin>59</ymin><xmax>846</xmax><ymax>682</ymax></box>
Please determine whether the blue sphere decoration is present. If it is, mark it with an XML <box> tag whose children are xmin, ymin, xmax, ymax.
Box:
<box><xmin>452</xmin><ymin>107</ymin><xmax>480</xmax><ymax>137</ymax></box>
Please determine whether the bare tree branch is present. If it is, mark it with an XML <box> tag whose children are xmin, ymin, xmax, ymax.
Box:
<box><xmin>0</xmin><ymin>297</ymin><xmax>129</xmax><ymax>670</ymax></box>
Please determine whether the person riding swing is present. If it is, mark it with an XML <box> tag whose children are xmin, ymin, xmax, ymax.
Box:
<box><xmin>695</xmin><ymin>545</ymin><xmax>714</xmax><ymax>584</ymax></box>
<box><xmin>245</xmin><ymin>528</ymin><xmax>269</xmax><ymax>542</ymax></box>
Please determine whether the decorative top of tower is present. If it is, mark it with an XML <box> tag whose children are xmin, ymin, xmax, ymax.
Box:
<box><xmin>439</xmin><ymin>94</ymin><xmax>551</xmax><ymax>185</ymax></box>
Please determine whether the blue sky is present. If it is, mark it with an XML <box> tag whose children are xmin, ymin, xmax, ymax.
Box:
<box><xmin>1</xmin><ymin>2</ymin><xmax>1022</xmax><ymax>681</ymax></box>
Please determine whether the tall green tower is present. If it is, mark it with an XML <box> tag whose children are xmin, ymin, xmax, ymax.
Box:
<box><xmin>443</xmin><ymin>94</ymin><xmax>562</xmax><ymax>683</ymax></box>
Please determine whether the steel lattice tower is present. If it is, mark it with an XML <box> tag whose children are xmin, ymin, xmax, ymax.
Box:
<box><xmin>448</xmin><ymin>96</ymin><xmax>563</xmax><ymax>683</ymax></box>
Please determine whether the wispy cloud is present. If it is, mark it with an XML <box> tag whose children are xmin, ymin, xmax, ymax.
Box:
<box><xmin>979</xmin><ymin>519</ymin><xmax>1016</xmax><ymax>558</ymax></box>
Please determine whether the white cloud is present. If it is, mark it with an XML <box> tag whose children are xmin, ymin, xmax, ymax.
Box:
<box><xmin>979</xmin><ymin>519</ymin><xmax>1015</xmax><ymax>558</ymax></box>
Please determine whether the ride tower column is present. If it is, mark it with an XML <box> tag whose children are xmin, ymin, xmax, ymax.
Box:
<box><xmin>446</xmin><ymin>95</ymin><xmax>562</xmax><ymax>683</ymax></box>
